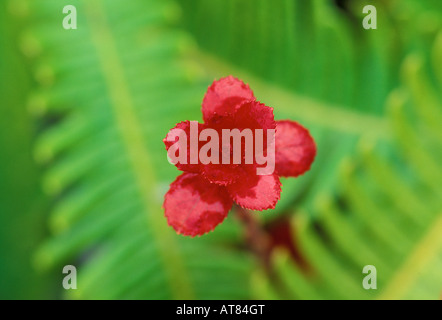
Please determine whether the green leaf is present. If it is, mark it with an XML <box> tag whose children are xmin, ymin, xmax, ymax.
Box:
<box><xmin>0</xmin><ymin>1</ymin><xmax>54</xmax><ymax>299</ymax></box>
<box><xmin>257</xmin><ymin>42</ymin><xmax>442</xmax><ymax>300</ymax></box>
<box><xmin>28</xmin><ymin>0</ymin><xmax>252</xmax><ymax>299</ymax></box>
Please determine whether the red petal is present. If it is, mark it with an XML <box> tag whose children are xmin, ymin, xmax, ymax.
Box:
<box><xmin>202</xmin><ymin>76</ymin><xmax>255</xmax><ymax>123</ymax></box>
<box><xmin>275</xmin><ymin>120</ymin><xmax>316</xmax><ymax>177</ymax></box>
<box><xmin>164</xmin><ymin>173</ymin><xmax>233</xmax><ymax>236</ymax></box>
<box><xmin>201</xmin><ymin>163</ymin><xmax>242</xmax><ymax>186</ymax></box>
<box><xmin>163</xmin><ymin>121</ymin><xmax>205</xmax><ymax>173</ymax></box>
<box><xmin>226</xmin><ymin>168</ymin><xmax>281</xmax><ymax>210</ymax></box>
<box><xmin>232</xmin><ymin>100</ymin><xmax>276</xmax><ymax>131</ymax></box>
<box><xmin>200</xmin><ymin>100</ymin><xmax>276</xmax><ymax>185</ymax></box>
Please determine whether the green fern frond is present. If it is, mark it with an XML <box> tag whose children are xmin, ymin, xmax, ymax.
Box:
<box><xmin>254</xmin><ymin>37</ymin><xmax>442</xmax><ymax>300</ymax></box>
<box><xmin>26</xmin><ymin>0</ymin><xmax>252</xmax><ymax>299</ymax></box>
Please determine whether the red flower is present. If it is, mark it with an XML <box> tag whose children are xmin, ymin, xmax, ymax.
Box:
<box><xmin>163</xmin><ymin>76</ymin><xmax>316</xmax><ymax>236</ymax></box>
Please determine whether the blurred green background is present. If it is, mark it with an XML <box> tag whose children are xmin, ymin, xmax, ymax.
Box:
<box><xmin>0</xmin><ymin>0</ymin><xmax>441</xmax><ymax>300</ymax></box>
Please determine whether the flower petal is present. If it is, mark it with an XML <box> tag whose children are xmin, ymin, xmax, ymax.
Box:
<box><xmin>275</xmin><ymin>120</ymin><xmax>316</xmax><ymax>177</ymax></box>
<box><xmin>201</xmin><ymin>163</ymin><xmax>242</xmax><ymax>186</ymax></box>
<box><xmin>233</xmin><ymin>100</ymin><xmax>276</xmax><ymax>131</ymax></box>
<box><xmin>164</xmin><ymin>173</ymin><xmax>233</xmax><ymax>236</ymax></box>
<box><xmin>226</xmin><ymin>168</ymin><xmax>281</xmax><ymax>210</ymax></box>
<box><xmin>202</xmin><ymin>76</ymin><xmax>255</xmax><ymax>123</ymax></box>
<box><xmin>200</xmin><ymin>100</ymin><xmax>276</xmax><ymax>185</ymax></box>
<box><xmin>163</xmin><ymin>121</ymin><xmax>205</xmax><ymax>173</ymax></box>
